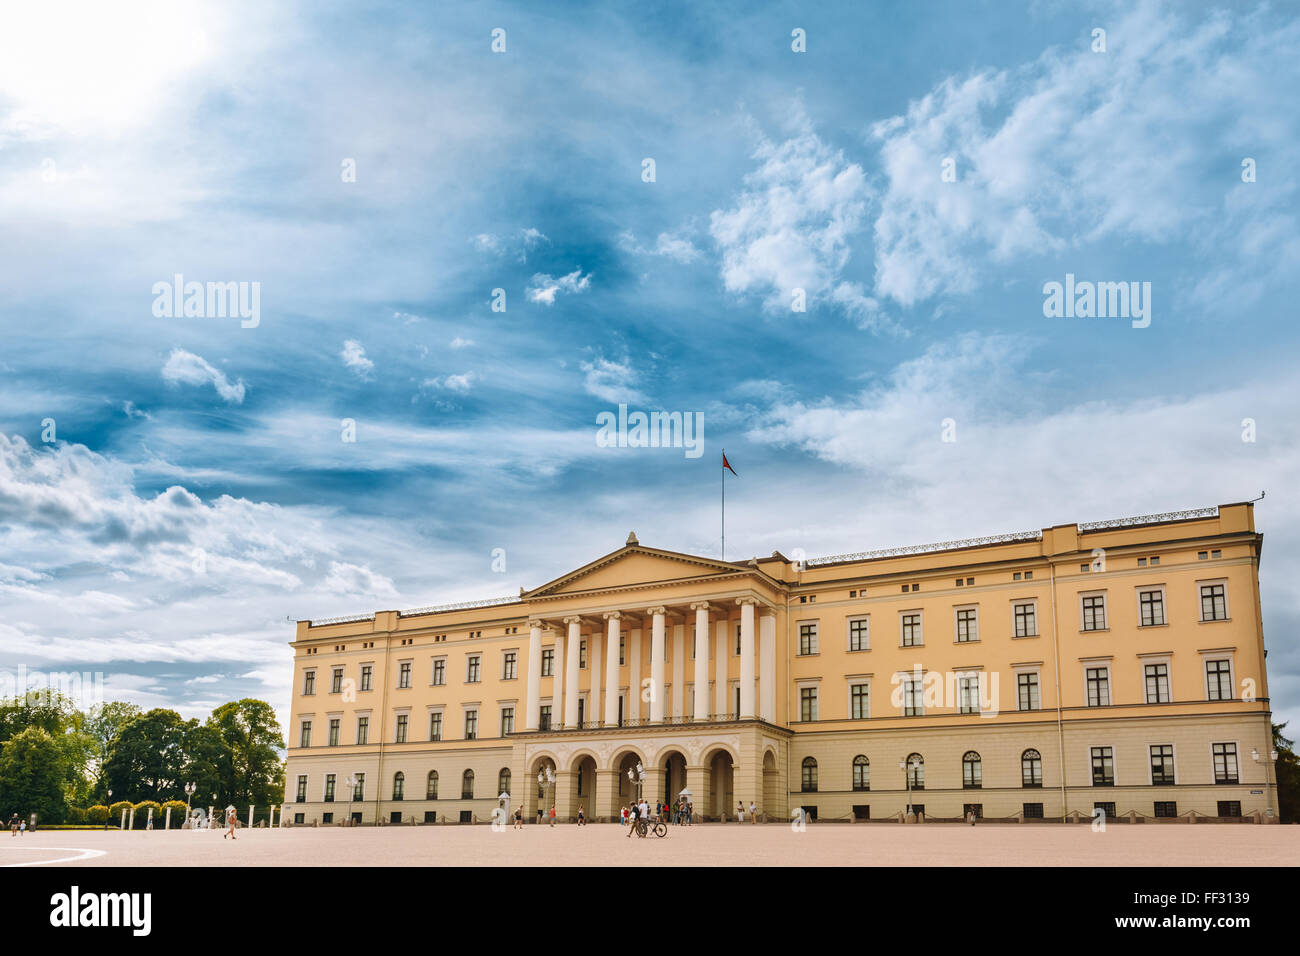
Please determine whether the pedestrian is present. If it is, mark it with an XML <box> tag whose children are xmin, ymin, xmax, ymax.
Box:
<box><xmin>750</xmin><ymin>801</ymin><xmax>757</xmax><ymax>824</ymax></box>
<box><xmin>577</xmin><ymin>804</ymin><xmax>585</xmax><ymax>827</ymax></box>
<box><xmin>737</xmin><ymin>801</ymin><xmax>745</xmax><ymax>823</ymax></box>
<box><xmin>548</xmin><ymin>805</ymin><xmax>556</xmax><ymax>827</ymax></box>
<box><xmin>224</xmin><ymin>806</ymin><xmax>237</xmax><ymax>840</ymax></box>
<box><xmin>18</xmin><ymin>820</ymin><xmax>25</xmax><ymax>834</ymax></box>
<box><xmin>966</xmin><ymin>808</ymin><xmax>975</xmax><ymax>826</ymax></box>
<box><xmin>536</xmin><ymin>805</ymin><xmax>543</xmax><ymax>825</ymax></box>
<box><xmin>8</xmin><ymin>814</ymin><xmax>17</xmax><ymax>837</ymax></box>
<box><xmin>626</xmin><ymin>801</ymin><xmax>637</xmax><ymax>838</ymax></box>
<box><xmin>514</xmin><ymin>805</ymin><xmax>523</xmax><ymax>829</ymax></box>
<box><xmin>687</xmin><ymin>801</ymin><xmax>694</xmax><ymax>825</ymax></box>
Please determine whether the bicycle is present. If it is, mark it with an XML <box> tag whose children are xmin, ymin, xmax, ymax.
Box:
<box><xmin>635</xmin><ymin>819</ymin><xmax>667</xmax><ymax>838</ymax></box>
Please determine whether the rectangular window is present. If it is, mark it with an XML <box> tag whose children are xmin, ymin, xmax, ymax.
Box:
<box><xmin>1014</xmin><ymin>602</ymin><xmax>1036</xmax><ymax>637</ymax></box>
<box><xmin>798</xmin><ymin>622</ymin><xmax>818</xmax><ymax>656</ymax></box>
<box><xmin>503</xmin><ymin>651</ymin><xmax>517</xmax><ymax>680</ymax></box>
<box><xmin>1094</xmin><ymin>802</ymin><xmax>1117</xmax><ymax>820</ymax></box>
<box><xmin>539</xmin><ymin>705</ymin><xmax>551</xmax><ymax>731</ymax></box>
<box><xmin>850</xmin><ymin>683</ymin><xmax>869</xmax><ymax>719</ymax></box>
<box><xmin>1213</xmin><ymin>743</ymin><xmax>1238</xmax><ymax>784</ymax></box>
<box><xmin>1139</xmin><ymin>589</ymin><xmax>1166</xmax><ymax>626</ymax></box>
<box><xmin>1081</xmin><ymin>594</ymin><xmax>1106</xmax><ymax>631</ymax></box>
<box><xmin>1017</xmin><ymin>672</ymin><xmax>1040</xmax><ymax>712</ymax></box>
<box><xmin>903</xmin><ymin>677</ymin><xmax>924</xmax><ymax>717</ymax></box>
<box><xmin>398</xmin><ymin>662</ymin><xmax>411</xmax><ymax>689</ymax></box>
<box><xmin>1217</xmin><ymin>801</ymin><xmax>1241</xmax><ymax>818</ymax></box>
<box><xmin>579</xmin><ymin>640</ymin><xmax>587</xmax><ymax>668</ymax></box>
<box><xmin>331</xmin><ymin>667</ymin><xmax>343</xmax><ymax>693</ymax></box>
<box><xmin>327</xmin><ymin>718</ymin><xmax>340</xmax><ymax>747</ymax></box>
<box><xmin>1023</xmin><ymin>803</ymin><xmax>1044</xmax><ymax>819</ymax></box>
<box><xmin>735</xmin><ymin>624</ymin><xmax>742</xmax><ymax>656</ymax></box>
<box><xmin>432</xmin><ymin>658</ymin><xmax>446</xmax><ymax>686</ymax></box>
<box><xmin>395</xmin><ymin>714</ymin><xmax>408</xmax><ymax>743</ymax></box>
<box><xmin>901</xmin><ymin>613</ymin><xmax>922</xmax><ymax>647</ymax></box>
<box><xmin>619</xmin><ymin>634</ymin><xmax>625</xmax><ymax>666</ymax></box>
<box><xmin>1091</xmin><ymin>746</ymin><xmax>1115</xmax><ymax>786</ymax></box>
<box><xmin>541</xmin><ymin>649</ymin><xmax>554</xmax><ymax>677</ymax></box>
<box><xmin>303</xmin><ymin>671</ymin><xmax>316</xmax><ymax>695</ymax></box>
<box><xmin>1154</xmin><ymin>801</ymin><xmax>1177</xmax><ymax>818</ymax></box>
<box><xmin>501</xmin><ymin>706</ymin><xmax>514</xmax><ymax>736</ymax></box>
<box><xmin>353</xmin><ymin>773</ymin><xmax>365</xmax><ymax>801</ymax></box>
<box><xmin>465</xmin><ymin>710</ymin><xmax>478</xmax><ymax>740</ymax></box>
<box><xmin>1144</xmin><ymin>663</ymin><xmax>1170</xmax><ymax>703</ymax></box>
<box><xmin>299</xmin><ymin>720</ymin><xmax>312</xmax><ymax>748</ymax></box>
<box><xmin>324</xmin><ymin>774</ymin><xmax>336</xmax><ymax>802</ymax></box>
<box><xmin>467</xmin><ymin>655</ymin><xmax>481</xmax><ymax>683</ymax></box>
<box><xmin>356</xmin><ymin>715</ymin><xmax>369</xmax><ymax>745</ymax></box>
<box><xmin>1206</xmin><ymin>659</ymin><xmax>1233</xmax><ymax>701</ymax></box>
<box><xmin>799</xmin><ymin>686</ymin><xmax>818</xmax><ymax>722</ymax></box>
<box><xmin>1150</xmin><ymin>744</ymin><xmax>1175</xmax><ymax>785</ymax></box>
<box><xmin>1086</xmin><ymin>667</ymin><xmax>1111</xmax><ymax>707</ymax></box>
<box><xmin>848</xmin><ymin>617</ymin><xmax>869</xmax><ymax>652</ymax></box>
<box><xmin>360</xmin><ymin>664</ymin><xmax>372</xmax><ymax>692</ymax></box>
<box><xmin>957</xmin><ymin>674</ymin><xmax>980</xmax><ymax>714</ymax></box>
<box><xmin>955</xmin><ymin>607</ymin><xmax>978</xmax><ymax>643</ymax></box>
<box><xmin>1200</xmin><ymin>584</ymin><xmax>1227</xmax><ymax>621</ymax></box>
<box><xmin>963</xmin><ymin>803</ymin><xmax>983</xmax><ymax>820</ymax></box>
<box><xmin>296</xmin><ymin>775</ymin><xmax>307</xmax><ymax>802</ymax></box>
<box><xmin>428</xmin><ymin>712</ymin><xmax>442</xmax><ymax>741</ymax></box>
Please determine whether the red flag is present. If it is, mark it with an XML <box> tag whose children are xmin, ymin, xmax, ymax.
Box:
<box><xmin>722</xmin><ymin>452</ymin><xmax>738</xmax><ymax>477</ymax></box>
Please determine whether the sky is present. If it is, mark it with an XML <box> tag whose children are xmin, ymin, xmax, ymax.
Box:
<box><xmin>0</xmin><ymin>0</ymin><xmax>1297</xmax><ymax>737</ymax></box>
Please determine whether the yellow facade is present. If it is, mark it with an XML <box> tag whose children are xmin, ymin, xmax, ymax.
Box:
<box><xmin>283</xmin><ymin>503</ymin><xmax>1279</xmax><ymax>824</ymax></box>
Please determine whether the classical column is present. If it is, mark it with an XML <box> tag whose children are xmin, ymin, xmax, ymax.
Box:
<box><xmin>737</xmin><ymin>598</ymin><xmax>756</xmax><ymax>718</ymax></box>
<box><xmin>671</xmin><ymin>623</ymin><xmax>685</xmax><ymax>718</ymax></box>
<box><xmin>648</xmin><ymin>607</ymin><xmax>666</xmax><ymax>723</ymax></box>
<box><xmin>552</xmin><ymin>630</ymin><xmax>565</xmax><ymax>729</ymax></box>
<box><xmin>526</xmin><ymin>620</ymin><xmax>544</xmax><ymax>730</ymax></box>
<box><xmin>760</xmin><ymin>612</ymin><xmax>776</xmax><ymax>722</ymax></box>
<box><xmin>603</xmin><ymin>612</ymin><xmax>621</xmax><ymax>727</ymax></box>
<box><xmin>629</xmin><ymin>626</ymin><xmax>642</xmax><ymax>722</ymax></box>
<box><xmin>563</xmin><ymin>616</ymin><xmax>581</xmax><ymax>730</ymax></box>
<box><xmin>590</xmin><ymin>623</ymin><xmax>603</xmax><ymax>726</ymax></box>
<box><xmin>714</xmin><ymin>619</ymin><xmax>728</xmax><ymax>717</ymax></box>
<box><xmin>691</xmin><ymin>603</ymin><xmax>711</xmax><ymax>721</ymax></box>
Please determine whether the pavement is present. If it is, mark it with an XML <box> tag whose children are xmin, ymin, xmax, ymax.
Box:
<box><xmin>0</xmin><ymin>822</ymin><xmax>1295</xmax><ymax>866</ymax></box>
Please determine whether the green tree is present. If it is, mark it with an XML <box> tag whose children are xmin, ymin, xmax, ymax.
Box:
<box><xmin>0</xmin><ymin>726</ymin><xmax>71</xmax><ymax>823</ymax></box>
<box><xmin>1274</xmin><ymin>722</ymin><xmax>1299</xmax><ymax>824</ymax></box>
<box><xmin>207</xmin><ymin>699</ymin><xmax>285</xmax><ymax>806</ymax></box>
<box><xmin>84</xmin><ymin>701</ymin><xmax>142</xmax><ymax>798</ymax></box>
<box><xmin>101</xmin><ymin>709</ymin><xmax>188</xmax><ymax>802</ymax></box>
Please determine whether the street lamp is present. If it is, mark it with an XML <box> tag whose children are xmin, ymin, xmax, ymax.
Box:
<box><xmin>345</xmin><ymin>774</ymin><xmax>359</xmax><ymax>826</ymax></box>
<box><xmin>626</xmin><ymin>762</ymin><xmax>646</xmax><ymax>802</ymax></box>
<box><xmin>1251</xmin><ymin>748</ymin><xmax>1280</xmax><ymax>819</ymax></box>
<box><xmin>537</xmin><ymin>765</ymin><xmax>556</xmax><ymax>824</ymax></box>
<box><xmin>899</xmin><ymin>756</ymin><xmax>921</xmax><ymax>818</ymax></box>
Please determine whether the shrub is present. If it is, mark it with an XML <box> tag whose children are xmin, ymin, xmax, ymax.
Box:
<box><xmin>161</xmin><ymin>800</ymin><xmax>188</xmax><ymax>827</ymax></box>
<box><xmin>132</xmin><ymin>800</ymin><xmax>162</xmax><ymax>828</ymax></box>
<box><xmin>85</xmin><ymin>805</ymin><xmax>109</xmax><ymax>826</ymax></box>
<box><xmin>65</xmin><ymin>806</ymin><xmax>87</xmax><ymax>824</ymax></box>
<box><xmin>108</xmin><ymin>800</ymin><xmax>133</xmax><ymax>826</ymax></box>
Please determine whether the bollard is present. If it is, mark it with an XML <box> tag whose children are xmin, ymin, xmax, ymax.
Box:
<box><xmin>119</xmin><ymin>808</ymin><xmax>127</xmax><ymax>830</ymax></box>
<box><xmin>146</xmin><ymin>807</ymin><xmax>153</xmax><ymax>830</ymax></box>
<box><xmin>248</xmin><ymin>805</ymin><xmax>254</xmax><ymax>830</ymax></box>
<box><xmin>164</xmin><ymin>806</ymin><xmax>171</xmax><ymax>830</ymax></box>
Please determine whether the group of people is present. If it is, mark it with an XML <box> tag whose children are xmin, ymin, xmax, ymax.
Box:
<box><xmin>736</xmin><ymin>801</ymin><xmax>758</xmax><ymax>823</ymax></box>
<box><xmin>8</xmin><ymin>814</ymin><xmax>27</xmax><ymax>836</ymax></box>
<box><xmin>619</xmin><ymin>797</ymin><xmax>696</xmax><ymax>829</ymax></box>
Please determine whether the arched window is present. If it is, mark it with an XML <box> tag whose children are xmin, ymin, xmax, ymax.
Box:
<box><xmin>498</xmin><ymin>767</ymin><xmax>511</xmax><ymax>797</ymax></box>
<box><xmin>426</xmin><ymin>770</ymin><xmax>438</xmax><ymax>800</ymax></box>
<box><xmin>906</xmin><ymin>753</ymin><xmax>925</xmax><ymax>789</ymax></box>
<box><xmin>801</xmin><ymin>756</ymin><xmax>818</xmax><ymax>792</ymax></box>
<box><xmin>962</xmin><ymin>751</ymin><xmax>982</xmax><ymax>789</ymax></box>
<box><xmin>852</xmin><ymin>755</ymin><xmax>870</xmax><ymax>791</ymax></box>
<box><xmin>392</xmin><ymin>771</ymin><xmax>405</xmax><ymax>801</ymax></box>
<box><xmin>1022</xmin><ymin>749</ymin><xmax>1043</xmax><ymax>788</ymax></box>
<box><xmin>461</xmin><ymin>769</ymin><xmax>474</xmax><ymax>799</ymax></box>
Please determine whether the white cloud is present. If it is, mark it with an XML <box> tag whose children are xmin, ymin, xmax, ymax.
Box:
<box><xmin>527</xmin><ymin>269</ymin><xmax>591</xmax><ymax>305</ymax></box>
<box><xmin>710</xmin><ymin>124</ymin><xmax>871</xmax><ymax>313</ymax></box>
<box><xmin>423</xmin><ymin>372</ymin><xmax>477</xmax><ymax>392</ymax></box>
<box><xmin>449</xmin><ymin>336</ymin><xmax>474</xmax><ymax>349</ymax></box>
<box><xmin>341</xmin><ymin>339</ymin><xmax>375</xmax><ymax>377</ymax></box>
<box><xmin>471</xmin><ymin>227</ymin><xmax>549</xmax><ymax>262</ymax></box>
<box><xmin>322</xmin><ymin>561</ymin><xmax>399</xmax><ymax>599</ymax></box>
<box><xmin>160</xmin><ymin>349</ymin><xmax>246</xmax><ymax>404</ymax></box>
<box><xmin>579</xmin><ymin>357</ymin><xmax>647</xmax><ymax>404</ymax></box>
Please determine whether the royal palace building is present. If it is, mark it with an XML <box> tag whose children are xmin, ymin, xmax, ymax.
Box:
<box><xmin>283</xmin><ymin>502</ymin><xmax>1279</xmax><ymax>824</ymax></box>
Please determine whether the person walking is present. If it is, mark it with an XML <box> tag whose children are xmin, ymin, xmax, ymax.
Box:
<box><xmin>577</xmin><ymin>805</ymin><xmax>585</xmax><ymax>827</ymax></box>
<box><xmin>737</xmin><ymin>801</ymin><xmax>745</xmax><ymax>823</ymax></box>
<box><xmin>514</xmin><ymin>805</ymin><xmax>523</xmax><ymax>829</ymax></box>
<box><xmin>8</xmin><ymin>814</ymin><xmax>17</xmax><ymax>837</ymax></box>
<box><xmin>548</xmin><ymin>805</ymin><xmax>556</xmax><ymax>827</ymax></box>
<box><xmin>626</xmin><ymin>801</ymin><xmax>637</xmax><ymax>838</ymax></box>
<box><xmin>223</xmin><ymin>806</ymin><xmax>237</xmax><ymax>840</ymax></box>
<box><xmin>750</xmin><ymin>801</ymin><xmax>757</xmax><ymax>824</ymax></box>
<box><xmin>536</xmin><ymin>805</ymin><xmax>544</xmax><ymax>825</ymax></box>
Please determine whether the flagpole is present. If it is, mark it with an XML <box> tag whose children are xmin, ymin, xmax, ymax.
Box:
<box><xmin>721</xmin><ymin>448</ymin><xmax>725</xmax><ymax>560</ymax></box>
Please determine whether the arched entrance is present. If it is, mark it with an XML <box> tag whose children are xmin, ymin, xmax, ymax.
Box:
<box><xmin>615</xmin><ymin>750</ymin><xmax>647</xmax><ymax>809</ymax></box>
<box><xmin>661</xmin><ymin>750</ymin><xmax>687</xmax><ymax>808</ymax></box>
<box><xmin>706</xmin><ymin>748</ymin><xmax>735</xmax><ymax>819</ymax></box>
<box><xmin>570</xmin><ymin>754</ymin><xmax>597</xmax><ymax>822</ymax></box>
<box><xmin>762</xmin><ymin>749</ymin><xmax>780</xmax><ymax>819</ymax></box>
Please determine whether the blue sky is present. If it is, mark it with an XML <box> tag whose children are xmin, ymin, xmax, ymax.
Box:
<box><xmin>1</xmin><ymin>0</ymin><xmax>1297</xmax><ymax>734</ymax></box>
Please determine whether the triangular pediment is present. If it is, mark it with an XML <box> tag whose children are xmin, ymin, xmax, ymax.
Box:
<box><xmin>526</xmin><ymin>545</ymin><xmax>745</xmax><ymax>598</ymax></box>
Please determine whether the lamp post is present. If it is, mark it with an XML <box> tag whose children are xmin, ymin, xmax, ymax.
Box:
<box><xmin>1251</xmin><ymin>747</ymin><xmax>1280</xmax><ymax>820</ymax></box>
<box><xmin>899</xmin><ymin>756</ymin><xmax>921</xmax><ymax>818</ymax></box>
<box><xmin>345</xmin><ymin>774</ymin><xmax>359</xmax><ymax>827</ymax></box>
<box><xmin>537</xmin><ymin>766</ymin><xmax>555</xmax><ymax>824</ymax></box>
<box><xmin>626</xmin><ymin>762</ymin><xmax>646</xmax><ymax>803</ymax></box>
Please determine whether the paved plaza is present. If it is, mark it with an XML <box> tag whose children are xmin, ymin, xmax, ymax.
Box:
<box><xmin>0</xmin><ymin>823</ymin><xmax>1294</xmax><ymax>867</ymax></box>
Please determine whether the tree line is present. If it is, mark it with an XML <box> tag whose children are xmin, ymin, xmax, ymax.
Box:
<box><xmin>0</xmin><ymin>694</ymin><xmax>285</xmax><ymax>824</ymax></box>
